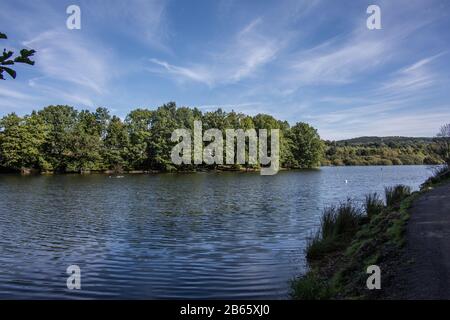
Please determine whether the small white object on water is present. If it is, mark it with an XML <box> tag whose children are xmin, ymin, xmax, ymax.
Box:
<box><xmin>345</xmin><ymin>179</ymin><xmax>348</xmax><ymax>184</ymax></box>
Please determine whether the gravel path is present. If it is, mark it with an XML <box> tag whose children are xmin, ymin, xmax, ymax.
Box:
<box><xmin>397</xmin><ymin>182</ymin><xmax>450</xmax><ymax>299</ymax></box>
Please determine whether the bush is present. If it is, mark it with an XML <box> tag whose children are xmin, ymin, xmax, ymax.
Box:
<box><xmin>423</xmin><ymin>156</ymin><xmax>442</xmax><ymax>165</ymax></box>
<box><xmin>385</xmin><ymin>185</ymin><xmax>411</xmax><ymax>207</ymax></box>
<box><xmin>332</xmin><ymin>159</ymin><xmax>344</xmax><ymax>166</ymax></box>
<box><xmin>364</xmin><ymin>193</ymin><xmax>384</xmax><ymax>218</ymax></box>
<box><xmin>379</xmin><ymin>159</ymin><xmax>393</xmax><ymax>166</ymax></box>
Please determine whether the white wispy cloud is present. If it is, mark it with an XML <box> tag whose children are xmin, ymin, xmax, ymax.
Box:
<box><xmin>149</xmin><ymin>18</ymin><xmax>281</xmax><ymax>86</ymax></box>
<box><xmin>0</xmin><ymin>86</ymin><xmax>35</xmax><ymax>101</ymax></box>
<box><xmin>377</xmin><ymin>53</ymin><xmax>445</xmax><ymax>95</ymax></box>
<box><xmin>0</xmin><ymin>0</ymin><xmax>169</xmax><ymax>111</ymax></box>
<box><xmin>27</xmin><ymin>80</ymin><xmax>95</xmax><ymax>107</ymax></box>
<box><xmin>310</xmin><ymin>106</ymin><xmax>450</xmax><ymax>140</ymax></box>
<box><xmin>290</xmin><ymin>39</ymin><xmax>387</xmax><ymax>85</ymax></box>
<box><xmin>82</xmin><ymin>0</ymin><xmax>170</xmax><ymax>52</ymax></box>
<box><xmin>149</xmin><ymin>59</ymin><xmax>214</xmax><ymax>86</ymax></box>
<box><xmin>365</xmin><ymin>109</ymin><xmax>450</xmax><ymax>137</ymax></box>
<box><xmin>1</xmin><ymin>0</ymin><xmax>449</xmax><ymax>140</ymax></box>
<box><xmin>275</xmin><ymin>0</ymin><xmax>441</xmax><ymax>94</ymax></box>
<box><xmin>23</xmin><ymin>30</ymin><xmax>114</xmax><ymax>95</ymax></box>
<box><xmin>220</xmin><ymin>18</ymin><xmax>280</xmax><ymax>83</ymax></box>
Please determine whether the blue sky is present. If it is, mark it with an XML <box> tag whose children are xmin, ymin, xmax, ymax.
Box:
<box><xmin>1</xmin><ymin>0</ymin><xmax>449</xmax><ymax>139</ymax></box>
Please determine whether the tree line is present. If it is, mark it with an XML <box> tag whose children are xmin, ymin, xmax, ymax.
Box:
<box><xmin>0</xmin><ymin>103</ymin><xmax>324</xmax><ymax>173</ymax></box>
<box><xmin>323</xmin><ymin>134</ymin><xmax>448</xmax><ymax>166</ymax></box>
<box><xmin>1</xmin><ymin>103</ymin><xmax>447</xmax><ymax>174</ymax></box>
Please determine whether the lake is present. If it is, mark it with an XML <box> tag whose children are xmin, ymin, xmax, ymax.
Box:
<box><xmin>0</xmin><ymin>165</ymin><xmax>434</xmax><ymax>299</ymax></box>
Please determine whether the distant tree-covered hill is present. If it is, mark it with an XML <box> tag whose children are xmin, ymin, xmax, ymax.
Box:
<box><xmin>334</xmin><ymin>136</ymin><xmax>435</xmax><ymax>146</ymax></box>
<box><xmin>323</xmin><ymin>136</ymin><xmax>443</xmax><ymax>166</ymax></box>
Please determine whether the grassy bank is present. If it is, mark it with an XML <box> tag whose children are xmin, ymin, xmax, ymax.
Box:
<box><xmin>292</xmin><ymin>164</ymin><xmax>450</xmax><ymax>299</ymax></box>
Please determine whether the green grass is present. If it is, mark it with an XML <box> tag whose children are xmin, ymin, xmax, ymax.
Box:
<box><xmin>385</xmin><ymin>185</ymin><xmax>411</xmax><ymax>207</ymax></box>
<box><xmin>306</xmin><ymin>201</ymin><xmax>362</xmax><ymax>260</ymax></box>
<box><xmin>291</xmin><ymin>271</ymin><xmax>332</xmax><ymax>300</ymax></box>
<box><xmin>364</xmin><ymin>193</ymin><xmax>384</xmax><ymax>218</ymax></box>
<box><xmin>294</xmin><ymin>184</ymin><xmax>418</xmax><ymax>299</ymax></box>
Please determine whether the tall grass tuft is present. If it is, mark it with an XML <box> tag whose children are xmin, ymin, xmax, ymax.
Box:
<box><xmin>306</xmin><ymin>200</ymin><xmax>362</xmax><ymax>260</ymax></box>
<box><xmin>333</xmin><ymin>201</ymin><xmax>361</xmax><ymax>237</ymax></box>
<box><xmin>364</xmin><ymin>193</ymin><xmax>384</xmax><ymax>218</ymax></box>
<box><xmin>291</xmin><ymin>272</ymin><xmax>331</xmax><ymax>300</ymax></box>
<box><xmin>385</xmin><ymin>185</ymin><xmax>411</xmax><ymax>207</ymax></box>
<box><xmin>320</xmin><ymin>206</ymin><xmax>337</xmax><ymax>240</ymax></box>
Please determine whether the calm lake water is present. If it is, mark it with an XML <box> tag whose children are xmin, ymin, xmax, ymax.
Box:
<box><xmin>0</xmin><ymin>166</ymin><xmax>434</xmax><ymax>299</ymax></box>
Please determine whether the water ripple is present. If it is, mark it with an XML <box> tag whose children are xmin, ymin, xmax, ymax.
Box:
<box><xmin>0</xmin><ymin>166</ymin><xmax>433</xmax><ymax>299</ymax></box>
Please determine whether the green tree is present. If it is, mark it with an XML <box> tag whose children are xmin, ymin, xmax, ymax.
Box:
<box><xmin>202</xmin><ymin>108</ymin><xmax>228</xmax><ymax>131</ymax></box>
<box><xmin>0</xmin><ymin>112</ymin><xmax>49</xmax><ymax>171</ymax></box>
<box><xmin>0</xmin><ymin>104</ymin><xmax>335</xmax><ymax>173</ymax></box>
<box><xmin>94</xmin><ymin>107</ymin><xmax>111</xmax><ymax>139</ymax></box>
<box><xmin>103</xmin><ymin>116</ymin><xmax>130</xmax><ymax>172</ymax></box>
<box><xmin>125</xmin><ymin>108</ymin><xmax>153</xmax><ymax>169</ymax></box>
<box><xmin>68</xmin><ymin>110</ymin><xmax>102</xmax><ymax>172</ymax></box>
<box><xmin>148</xmin><ymin>103</ymin><xmax>180</xmax><ymax>171</ymax></box>
<box><xmin>253</xmin><ymin>114</ymin><xmax>295</xmax><ymax>168</ymax></box>
<box><xmin>289</xmin><ymin>122</ymin><xmax>324</xmax><ymax>168</ymax></box>
<box><xmin>436</xmin><ymin>123</ymin><xmax>450</xmax><ymax>164</ymax></box>
<box><xmin>38</xmin><ymin>105</ymin><xmax>78</xmax><ymax>172</ymax></box>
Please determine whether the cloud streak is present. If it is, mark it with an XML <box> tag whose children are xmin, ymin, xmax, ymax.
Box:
<box><xmin>1</xmin><ymin>0</ymin><xmax>449</xmax><ymax>139</ymax></box>
<box><xmin>24</xmin><ymin>30</ymin><xmax>113</xmax><ymax>95</ymax></box>
<box><xmin>148</xmin><ymin>18</ymin><xmax>281</xmax><ymax>86</ymax></box>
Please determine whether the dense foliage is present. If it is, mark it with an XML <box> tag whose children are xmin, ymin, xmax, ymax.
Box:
<box><xmin>323</xmin><ymin>137</ymin><xmax>444</xmax><ymax>166</ymax></box>
<box><xmin>0</xmin><ymin>103</ymin><xmax>324</xmax><ymax>173</ymax></box>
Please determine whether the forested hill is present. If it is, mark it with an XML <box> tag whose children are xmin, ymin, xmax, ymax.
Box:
<box><xmin>334</xmin><ymin>136</ymin><xmax>435</xmax><ymax>146</ymax></box>
<box><xmin>323</xmin><ymin>136</ymin><xmax>443</xmax><ymax>166</ymax></box>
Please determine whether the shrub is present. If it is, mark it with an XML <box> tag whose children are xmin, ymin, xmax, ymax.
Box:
<box><xmin>364</xmin><ymin>193</ymin><xmax>384</xmax><ymax>218</ymax></box>
<box><xmin>423</xmin><ymin>156</ymin><xmax>442</xmax><ymax>165</ymax></box>
<box><xmin>379</xmin><ymin>159</ymin><xmax>393</xmax><ymax>166</ymax></box>
<box><xmin>385</xmin><ymin>185</ymin><xmax>411</xmax><ymax>207</ymax></box>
